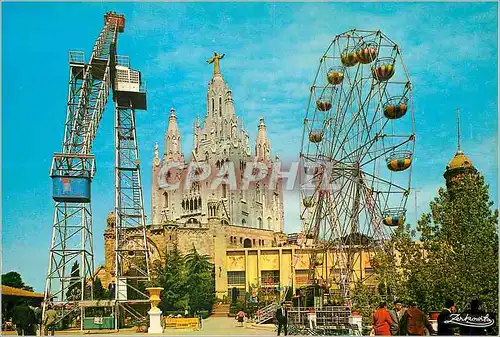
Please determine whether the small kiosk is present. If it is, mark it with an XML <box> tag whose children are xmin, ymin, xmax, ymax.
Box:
<box><xmin>79</xmin><ymin>300</ymin><xmax>116</xmax><ymax>330</ymax></box>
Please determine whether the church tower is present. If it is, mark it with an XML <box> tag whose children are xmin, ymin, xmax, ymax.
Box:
<box><xmin>255</xmin><ymin>117</ymin><xmax>271</xmax><ymax>162</ymax></box>
<box><xmin>443</xmin><ymin>109</ymin><xmax>478</xmax><ymax>190</ymax></box>
<box><xmin>165</xmin><ymin>107</ymin><xmax>184</xmax><ymax>162</ymax></box>
<box><xmin>151</xmin><ymin>52</ymin><xmax>285</xmax><ymax>235</ymax></box>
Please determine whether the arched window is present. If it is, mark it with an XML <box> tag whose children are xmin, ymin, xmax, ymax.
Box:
<box><xmin>267</xmin><ymin>217</ymin><xmax>272</xmax><ymax>229</ymax></box>
<box><xmin>222</xmin><ymin>184</ymin><xmax>227</xmax><ymax>198</ymax></box>
<box><xmin>163</xmin><ymin>192</ymin><xmax>169</xmax><ymax>208</ymax></box>
<box><xmin>243</xmin><ymin>238</ymin><xmax>252</xmax><ymax>248</ymax></box>
<box><xmin>242</xmin><ymin>219</ymin><xmax>247</xmax><ymax>227</ymax></box>
<box><xmin>258</xmin><ymin>217</ymin><xmax>263</xmax><ymax>229</ymax></box>
<box><xmin>219</xmin><ymin>97</ymin><xmax>222</xmax><ymax>117</ymax></box>
<box><xmin>212</xmin><ymin>98</ymin><xmax>214</xmax><ymax>115</ymax></box>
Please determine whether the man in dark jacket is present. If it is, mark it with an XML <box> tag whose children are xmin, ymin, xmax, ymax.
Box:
<box><xmin>437</xmin><ymin>299</ymin><xmax>456</xmax><ymax>335</ymax></box>
<box><xmin>400</xmin><ymin>302</ymin><xmax>435</xmax><ymax>335</ymax></box>
<box><xmin>275</xmin><ymin>302</ymin><xmax>288</xmax><ymax>336</ymax></box>
<box><xmin>12</xmin><ymin>303</ymin><xmax>36</xmax><ymax>336</ymax></box>
<box><xmin>459</xmin><ymin>300</ymin><xmax>495</xmax><ymax>336</ymax></box>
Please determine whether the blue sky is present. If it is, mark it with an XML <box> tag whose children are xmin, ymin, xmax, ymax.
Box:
<box><xmin>2</xmin><ymin>2</ymin><xmax>498</xmax><ymax>292</ymax></box>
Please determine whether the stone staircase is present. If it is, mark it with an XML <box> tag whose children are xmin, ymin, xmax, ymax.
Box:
<box><xmin>211</xmin><ymin>303</ymin><xmax>230</xmax><ymax>317</ymax></box>
<box><xmin>255</xmin><ymin>302</ymin><xmax>277</xmax><ymax>324</ymax></box>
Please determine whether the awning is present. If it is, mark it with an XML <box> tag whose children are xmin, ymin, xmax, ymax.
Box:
<box><xmin>2</xmin><ymin>285</ymin><xmax>44</xmax><ymax>298</ymax></box>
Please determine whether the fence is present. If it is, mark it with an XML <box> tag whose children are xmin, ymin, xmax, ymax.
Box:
<box><xmin>287</xmin><ymin>306</ymin><xmax>351</xmax><ymax>326</ymax></box>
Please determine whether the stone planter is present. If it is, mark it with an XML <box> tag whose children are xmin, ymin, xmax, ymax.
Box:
<box><xmin>146</xmin><ymin>287</ymin><xmax>164</xmax><ymax>334</ymax></box>
<box><xmin>146</xmin><ymin>287</ymin><xmax>164</xmax><ymax>310</ymax></box>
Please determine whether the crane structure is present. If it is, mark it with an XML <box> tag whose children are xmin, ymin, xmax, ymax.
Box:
<box><xmin>43</xmin><ymin>12</ymin><xmax>150</xmax><ymax>330</ymax></box>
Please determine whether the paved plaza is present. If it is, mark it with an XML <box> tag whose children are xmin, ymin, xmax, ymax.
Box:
<box><xmin>2</xmin><ymin>317</ymin><xmax>276</xmax><ymax>335</ymax></box>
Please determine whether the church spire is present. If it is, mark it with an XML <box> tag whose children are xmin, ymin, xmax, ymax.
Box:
<box><xmin>255</xmin><ymin>117</ymin><xmax>271</xmax><ymax>161</ymax></box>
<box><xmin>165</xmin><ymin>107</ymin><xmax>184</xmax><ymax>162</ymax></box>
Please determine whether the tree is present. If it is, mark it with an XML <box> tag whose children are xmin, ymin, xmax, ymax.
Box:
<box><xmin>350</xmin><ymin>280</ymin><xmax>382</xmax><ymax>325</ymax></box>
<box><xmin>1</xmin><ymin>271</ymin><xmax>33</xmax><ymax>291</ymax></box>
<box><xmin>66</xmin><ymin>261</ymin><xmax>81</xmax><ymax>301</ymax></box>
<box><xmin>184</xmin><ymin>246</ymin><xmax>215</xmax><ymax>313</ymax></box>
<box><xmin>373</xmin><ymin>174</ymin><xmax>499</xmax><ymax>314</ymax></box>
<box><xmin>93</xmin><ymin>277</ymin><xmax>106</xmax><ymax>300</ymax></box>
<box><xmin>155</xmin><ymin>247</ymin><xmax>188</xmax><ymax>312</ymax></box>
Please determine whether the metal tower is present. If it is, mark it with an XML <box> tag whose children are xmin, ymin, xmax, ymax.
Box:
<box><xmin>113</xmin><ymin>56</ymin><xmax>150</xmax><ymax>323</ymax></box>
<box><xmin>43</xmin><ymin>12</ymin><xmax>150</xmax><ymax>330</ymax></box>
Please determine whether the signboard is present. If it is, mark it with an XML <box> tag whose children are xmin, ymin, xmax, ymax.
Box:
<box><xmin>93</xmin><ymin>317</ymin><xmax>103</xmax><ymax>325</ymax></box>
<box><xmin>52</xmin><ymin>176</ymin><xmax>91</xmax><ymax>202</ymax></box>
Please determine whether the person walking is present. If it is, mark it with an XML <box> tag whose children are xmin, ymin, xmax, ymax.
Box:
<box><xmin>12</xmin><ymin>303</ymin><xmax>36</xmax><ymax>336</ymax></box>
<box><xmin>42</xmin><ymin>303</ymin><xmax>57</xmax><ymax>336</ymax></box>
<box><xmin>275</xmin><ymin>302</ymin><xmax>288</xmax><ymax>336</ymax></box>
<box><xmin>307</xmin><ymin>307</ymin><xmax>317</xmax><ymax>330</ymax></box>
<box><xmin>400</xmin><ymin>302</ymin><xmax>435</xmax><ymax>336</ymax></box>
<box><xmin>371</xmin><ymin>302</ymin><xmax>394</xmax><ymax>336</ymax></box>
<box><xmin>437</xmin><ymin>300</ymin><xmax>455</xmax><ymax>335</ymax></box>
<box><xmin>236</xmin><ymin>310</ymin><xmax>245</xmax><ymax>327</ymax></box>
<box><xmin>389</xmin><ymin>300</ymin><xmax>406</xmax><ymax>335</ymax></box>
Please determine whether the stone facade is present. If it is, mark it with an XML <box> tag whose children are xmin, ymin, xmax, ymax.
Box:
<box><xmin>101</xmin><ymin>55</ymin><xmax>287</xmax><ymax>297</ymax></box>
<box><xmin>151</xmin><ymin>56</ymin><xmax>284</xmax><ymax>232</ymax></box>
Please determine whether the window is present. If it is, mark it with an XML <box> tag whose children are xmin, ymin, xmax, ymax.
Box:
<box><xmin>212</xmin><ymin>98</ymin><xmax>214</xmax><ymax>114</ymax></box>
<box><xmin>243</xmin><ymin>238</ymin><xmax>252</xmax><ymax>248</ymax></box>
<box><xmin>227</xmin><ymin>271</ymin><xmax>246</xmax><ymax>285</ymax></box>
<box><xmin>219</xmin><ymin>97</ymin><xmax>222</xmax><ymax>116</ymax></box>
<box><xmin>258</xmin><ymin>217</ymin><xmax>263</xmax><ymax>229</ymax></box>
<box><xmin>242</xmin><ymin>219</ymin><xmax>246</xmax><ymax>227</ymax></box>
<box><xmin>261</xmin><ymin>270</ymin><xmax>280</xmax><ymax>285</ymax></box>
<box><xmin>267</xmin><ymin>217</ymin><xmax>272</xmax><ymax>229</ymax></box>
<box><xmin>163</xmin><ymin>192</ymin><xmax>168</xmax><ymax>208</ymax></box>
<box><xmin>295</xmin><ymin>270</ymin><xmax>310</xmax><ymax>285</ymax></box>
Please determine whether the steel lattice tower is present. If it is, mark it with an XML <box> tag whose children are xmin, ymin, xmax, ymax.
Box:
<box><xmin>43</xmin><ymin>13</ymin><xmax>150</xmax><ymax>330</ymax></box>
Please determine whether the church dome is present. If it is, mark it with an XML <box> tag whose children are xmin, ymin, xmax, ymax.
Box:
<box><xmin>446</xmin><ymin>150</ymin><xmax>474</xmax><ymax>170</ymax></box>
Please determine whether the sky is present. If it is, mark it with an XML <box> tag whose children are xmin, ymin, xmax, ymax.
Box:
<box><xmin>2</xmin><ymin>2</ymin><xmax>498</xmax><ymax>292</ymax></box>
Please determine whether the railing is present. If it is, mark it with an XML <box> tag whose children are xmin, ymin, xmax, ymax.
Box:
<box><xmin>287</xmin><ymin>306</ymin><xmax>351</xmax><ymax>327</ymax></box>
<box><xmin>115</xmin><ymin>55</ymin><xmax>130</xmax><ymax>68</ymax></box>
<box><xmin>69</xmin><ymin>50</ymin><xmax>85</xmax><ymax>64</ymax></box>
<box><xmin>255</xmin><ymin>302</ymin><xmax>277</xmax><ymax>324</ymax></box>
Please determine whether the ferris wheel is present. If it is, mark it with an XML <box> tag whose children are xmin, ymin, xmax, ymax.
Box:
<box><xmin>299</xmin><ymin>29</ymin><xmax>415</xmax><ymax>298</ymax></box>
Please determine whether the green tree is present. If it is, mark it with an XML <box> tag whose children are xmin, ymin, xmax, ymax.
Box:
<box><xmin>2</xmin><ymin>271</ymin><xmax>25</xmax><ymax>288</ymax></box>
<box><xmin>93</xmin><ymin>276</ymin><xmax>106</xmax><ymax>300</ymax></box>
<box><xmin>1</xmin><ymin>271</ymin><xmax>33</xmax><ymax>291</ymax></box>
<box><xmin>373</xmin><ymin>174</ymin><xmax>498</xmax><ymax>314</ymax></box>
<box><xmin>350</xmin><ymin>280</ymin><xmax>382</xmax><ymax>325</ymax></box>
<box><xmin>66</xmin><ymin>261</ymin><xmax>81</xmax><ymax>301</ymax></box>
<box><xmin>155</xmin><ymin>247</ymin><xmax>188</xmax><ymax>312</ymax></box>
<box><xmin>184</xmin><ymin>246</ymin><xmax>215</xmax><ymax>313</ymax></box>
